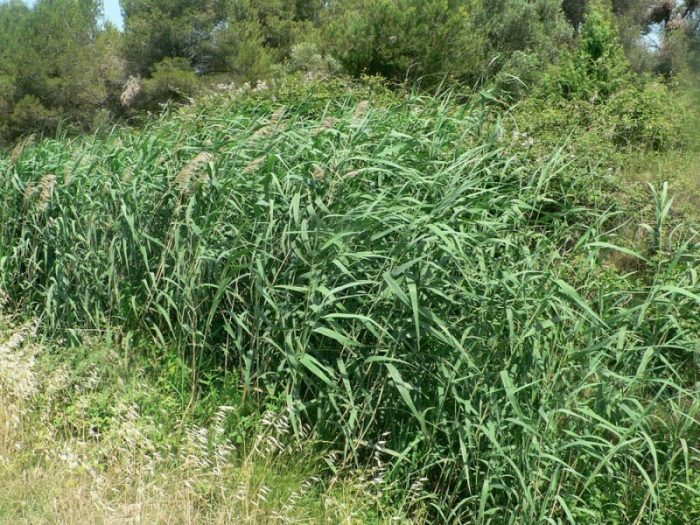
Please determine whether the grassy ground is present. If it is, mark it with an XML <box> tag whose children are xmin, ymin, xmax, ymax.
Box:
<box><xmin>0</xmin><ymin>317</ymin><xmax>404</xmax><ymax>524</ymax></box>
<box><xmin>620</xmin><ymin>150</ymin><xmax>700</xmax><ymax>222</ymax></box>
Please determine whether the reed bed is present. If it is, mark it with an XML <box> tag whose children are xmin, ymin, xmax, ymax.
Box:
<box><xmin>1</xmin><ymin>82</ymin><xmax>699</xmax><ymax>522</ymax></box>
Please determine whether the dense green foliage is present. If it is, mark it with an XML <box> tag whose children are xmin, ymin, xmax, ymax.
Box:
<box><xmin>515</xmin><ymin>9</ymin><xmax>695</xmax><ymax>166</ymax></box>
<box><xmin>2</xmin><ymin>1</ymin><xmax>700</xmax><ymax>143</ymax></box>
<box><xmin>320</xmin><ymin>0</ymin><xmax>483</xmax><ymax>83</ymax></box>
<box><xmin>0</xmin><ymin>0</ymin><xmax>125</xmax><ymax>142</ymax></box>
<box><xmin>1</xmin><ymin>77</ymin><xmax>699</xmax><ymax>522</ymax></box>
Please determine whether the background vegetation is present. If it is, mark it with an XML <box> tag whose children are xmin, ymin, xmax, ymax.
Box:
<box><xmin>1</xmin><ymin>0</ymin><xmax>700</xmax><ymax>144</ymax></box>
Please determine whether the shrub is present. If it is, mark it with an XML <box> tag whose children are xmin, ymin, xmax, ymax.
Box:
<box><xmin>477</xmin><ymin>0</ymin><xmax>573</xmax><ymax>97</ymax></box>
<box><xmin>141</xmin><ymin>58</ymin><xmax>202</xmax><ymax>108</ymax></box>
<box><xmin>288</xmin><ymin>42</ymin><xmax>341</xmax><ymax>78</ymax></box>
<box><xmin>546</xmin><ymin>7</ymin><xmax>629</xmax><ymax>102</ymax></box>
<box><xmin>605</xmin><ymin>81</ymin><xmax>688</xmax><ymax>150</ymax></box>
<box><xmin>9</xmin><ymin>95</ymin><xmax>56</xmax><ymax>138</ymax></box>
<box><xmin>518</xmin><ymin>7</ymin><xmax>690</xmax><ymax>157</ymax></box>
<box><xmin>0</xmin><ymin>75</ymin><xmax>14</xmax><ymax>116</ymax></box>
<box><xmin>322</xmin><ymin>0</ymin><xmax>484</xmax><ymax>84</ymax></box>
<box><xmin>493</xmin><ymin>51</ymin><xmax>544</xmax><ymax>97</ymax></box>
<box><xmin>515</xmin><ymin>79</ymin><xmax>690</xmax><ymax>164</ymax></box>
<box><xmin>205</xmin><ymin>18</ymin><xmax>275</xmax><ymax>82</ymax></box>
<box><xmin>0</xmin><ymin>75</ymin><xmax>15</xmax><ymax>142</ymax></box>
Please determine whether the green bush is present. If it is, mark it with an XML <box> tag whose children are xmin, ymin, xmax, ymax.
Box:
<box><xmin>205</xmin><ymin>16</ymin><xmax>275</xmax><ymax>82</ymax></box>
<box><xmin>9</xmin><ymin>95</ymin><xmax>57</xmax><ymax>137</ymax></box>
<box><xmin>514</xmin><ymin>79</ymin><xmax>690</xmax><ymax>163</ymax></box>
<box><xmin>288</xmin><ymin>42</ymin><xmax>341</xmax><ymax>78</ymax></box>
<box><xmin>0</xmin><ymin>75</ymin><xmax>15</xmax><ymax>141</ymax></box>
<box><xmin>545</xmin><ymin>7</ymin><xmax>629</xmax><ymax>102</ymax></box>
<box><xmin>516</xmin><ymin>7</ymin><xmax>691</xmax><ymax>158</ymax></box>
<box><xmin>0</xmin><ymin>75</ymin><xmax>14</xmax><ymax>115</ymax></box>
<box><xmin>493</xmin><ymin>50</ymin><xmax>545</xmax><ymax>97</ymax></box>
<box><xmin>480</xmin><ymin>0</ymin><xmax>573</xmax><ymax>95</ymax></box>
<box><xmin>322</xmin><ymin>0</ymin><xmax>484</xmax><ymax>84</ymax></box>
<box><xmin>141</xmin><ymin>58</ymin><xmax>202</xmax><ymax>108</ymax></box>
<box><xmin>605</xmin><ymin>81</ymin><xmax>688</xmax><ymax>150</ymax></box>
<box><xmin>0</xmin><ymin>0</ymin><xmax>126</xmax><ymax>144</ymax></box>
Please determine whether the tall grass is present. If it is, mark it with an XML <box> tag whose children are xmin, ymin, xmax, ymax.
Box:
<box><xmin>1</xmin><ymin>79</ymin><xmax>699</xmax><ymax>522</ymax></box>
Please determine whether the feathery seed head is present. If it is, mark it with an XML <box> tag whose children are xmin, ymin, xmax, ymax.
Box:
<box><xmin>243</xmin><ymin>156</ymin><xmax>266</xmax><ymax>174</ymax></box>
<box><xmin>10</xmin><ymin>134</ymin><xmax>35</xmax><ymax>165</ymax></box>
<box><xmin>313</xmin><ymin>165</ymin><xmax>326</xmax><ymax>181</ymax></box>
<box><xmin>23</xmin><ymin>183</ymin><xmax>39</xmax><ymax>206</ymax></box>
<box><xmin>175</xmin><ymin>151</ymin><xmax>213</xmax><ymax>189</ymax></box>
<box><xmin>354</xmin><ymin>100</ymin><xmax>370</xmax><ymax>121</ymax></box>
<box><xmin>38</xmin><ymin>174</ymin><xmax>57</xmax><ymax>212</ymax></box>
<box><xmin>120</xmin><ymin>76</ymin><xmax>142</xmax><ymax>108</ymax></box>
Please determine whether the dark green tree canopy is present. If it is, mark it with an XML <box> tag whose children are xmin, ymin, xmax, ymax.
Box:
<box><xmin>0</xmin><ymin>0</ymin><xmax>125</xmax><ymax>143</ymax></box>
<box><xmin>2</xmin><ymin>0</ymin><xmax>700</xmax><ymax>144</ymax></box>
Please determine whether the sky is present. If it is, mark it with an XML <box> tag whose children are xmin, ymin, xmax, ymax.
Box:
<box><xmin>101</xmin><ymin>0</ymin><xmax>123</xmax><ymax>29</ymax></box>
<box><xmin>21</xmin><ymin>0</ymin><xmax>124</xmax><ymax>30</ymax></box>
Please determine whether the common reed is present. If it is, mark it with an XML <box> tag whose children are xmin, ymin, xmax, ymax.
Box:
<box><xmin>1</xmin><ymin>80</ymin><xmax>698</xmax><ymax>523</ymax></box>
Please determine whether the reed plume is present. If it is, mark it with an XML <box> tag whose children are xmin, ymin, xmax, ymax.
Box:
<box><xmin>38</xmin><ymin>174</ymin><xmax>56</xmax><ymax>212</ymax></box>
<box><xmin>174</xmin><ymin>152</ymin><xmax>213</xmax><ymax>188</ymax></box>
<box><xmin>11</xmin><ymin>134</ymin><xmax>35</xmax><ymax>165</ymax></box>
<box><xmin>353</xmin><ymin>100</ymin><xmax>370</xmax><ymax>122</ymax></box>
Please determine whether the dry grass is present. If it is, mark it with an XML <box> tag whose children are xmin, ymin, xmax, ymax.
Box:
<box><xmin>10</xmin><ymin>134</ymin><xmax>35</xmax><ymax>165</ymax></box>
<box><xmin>621</xmin><ymin>150</ymin><xmax>700</xmax><ymax>223</ymax></box>
<box><xmin>120</xmin><ymin>76</ymin><xmax>142</xmax><ymax>109</ymax></box>
<box><xmin>353</xmin><ymin>100</ymin><xmax>370</xmax><ymax>122</ymax></box>
<box><xmin>0</xmin><ymin>318</ymin><xmax>402</xmax><ymax>525</ymax></box>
